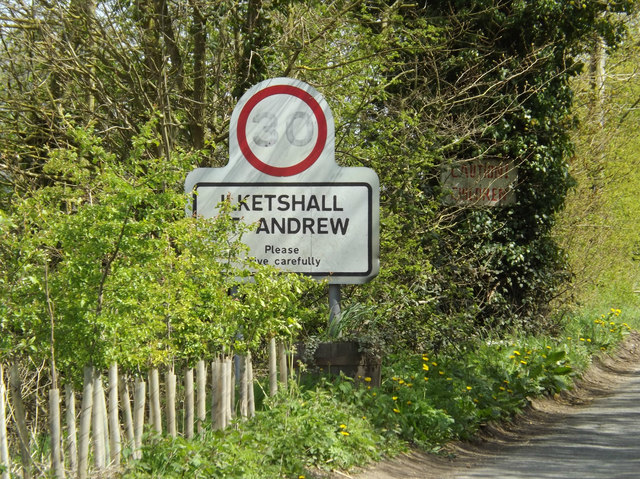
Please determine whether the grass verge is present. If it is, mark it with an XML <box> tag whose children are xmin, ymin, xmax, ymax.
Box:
<box><xmin>123</xmin><ymin>306</ymin><xmax>635</xmax><ymax>479</ymax></box>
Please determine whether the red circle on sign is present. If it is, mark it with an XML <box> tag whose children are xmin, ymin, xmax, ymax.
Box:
<box><xmin>237</xmin><ymin>85</ymin><xmax>328</xmax><ymax>177</ymax></box>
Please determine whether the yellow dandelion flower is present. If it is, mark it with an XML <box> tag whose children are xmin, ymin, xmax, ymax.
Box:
<box><xmin>340</xmin><ymin>424</ymin><xmax>347</xmax><ymax>429</ymax></box>
<box><xmin>393</xmin><ymin>408</ymin><xmax>400</xmax><ymax>413</ymax></box>
<box><xmin>499</xmin><ymin>386</ymin><xmax>506</xmax><ymax>391</ymax></box>
<box><xmin>424</xmin><ymin>376</ymin><xmax>429</xmax><ymax>381</ymax></box>
<box><xmin>520</xmin><ymin>360</ymin><xmax>527</xmax><ymax>365</ymax></box>
<box><xmin>340</xmin><ymin>431</ymin><xmax>350</xmax><ymax>436</ymax></box>
<box><xmin>432</xmin><ymin>362</ymin><xmax>438</xmax><ymax>366</ymax></box>
<box><xmin>466</xmin><ymin>386</ymin><xmax>472</xmax><ymax>390</ymax></box>
<box><xmin>406</xmin><ymin>401</ymin><xmax>412</xmax><ymax>405</ymax></box>
<box><xmin>446</xmin><ymin>377</ymin><xmax>452</xmax><ymax>381</ymax></box>
<box><xmin>513</xmin><ymin>350</ymin><xmax>521</xmax><ymax>356</ymax></box>
<box><xmin>364</xmin><ymin>376</ymin><xmax>372</xmax><ymax>382</ymax></box>
<box><xmin>392</xmin><ymin>396</ymin><xmax>398</xmax><ymax>401</ymax></box>
<box><xmin>439</xmin><ymin>371</ymin><xmax>445</xmax><ymax>375</ymax></box>
<box><xmin>509</xmin><ymin>355</ymin><xmax>515</xmax><ymax>359</ymax></box>
<box><xmin>423</xmin><ymin>364</ymin><xmax>430</xmax><ymax>371</ymax></box>
<box><xmin>398</xmin><ymin>379</ymin><xmax>405</xmax><ymax>385</ymax></box>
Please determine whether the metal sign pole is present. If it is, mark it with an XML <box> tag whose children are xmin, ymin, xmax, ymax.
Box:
<box><xmin>328</xmin><ymin>284</ymin><xmax>341</xmax><ymax>328</ymax></box>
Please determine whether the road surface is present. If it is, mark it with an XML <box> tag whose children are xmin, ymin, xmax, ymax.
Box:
<box><xmin>353</xmin><ymin>333</ymin><xmax>640</xmax><ymax>479</ymax></box>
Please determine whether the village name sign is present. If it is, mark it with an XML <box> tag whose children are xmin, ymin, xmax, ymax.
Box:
<box><xmin>185</xmin><ymin>78</ymin><xmax>380</xmax><ymax>284</ymax></box>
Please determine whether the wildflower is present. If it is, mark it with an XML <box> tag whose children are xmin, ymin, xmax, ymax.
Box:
<box><xmin>424</xmin><ymin>377</ymin><xmax>429</xmax><ymax>381</ymax></box>
<box><xmin>406</xmin><ymin>401</ymin><xmax>412</xmax><ymax>405</ymax></box>
<box><xmin>499</xmin><ymin>386</ymin><xmax>506</xmax><ymax>391</ymax></box>
<box><xmin>398</xmin><ymin>379</ymin><xmax>405</xmax><ymax>385</ymax></box>
<box><xmin>406</xmin><ymin>383</ymin><xmax>413</xmax><ymax>387</ymax></box>
<box><xmin>393</xmin><ymin>408</ymin><xmax>400</xmax><ymax>413</ymax></box>
<box><xmin>422</xmin><ymin>355</ymin><xmax>429</xmax><ymax>361</ymax></box>
<box><xmin>466</xmin><ymin>386</ymin><xmax>472</xmax><ymax>390</ymax></box>
<box><xmin>509</xmin><ymin>355</ymin><xmax>515</xmax><ymax>359</ymax></box>
<box><xmin>446</xmin><ymin>377</ymin><xmax>452</xmax><ymax>381</ymax></box>
<box><xmin>422</xmin><ymin>364</ymin><xmax>430</xmax><ymax>371</ymax></box>
<box><xmin>339</xmin><ymin>424</ymin><xmax>347</xmax><ymax>429</ymax></box>
<box><xmin>520</xmin><ymin>360</ymin><xmax>528</xmax><ymax>365</ymax></box>
<box><xmin>340</xmin><ymin>431</ymin><xmax>350</xmax><ymax>436</ymax></box>
<box><xmin>546</xmin><ymin>346</ymin><xmax>551</xmax><ymax>350</ymax></box>
<box><xmin>364</xmin><ymin>377</ymin><xmax>372</xmax><ymax>382</ymax></box>
<box><xmin>392</xmin><ymin>396</ymin><xmax>398</xmax><ymax>401</ymax></box>
<box><xmin>513</xmin><ymin>350</ymin><xmax>521</xmax><ymax>356</ymax></box>
<box><xmin>439</xmin><ymin>371</ymin><xmax>444</xmax><ymax>375</ymax></box>
<box><xmin>432</xmin><ymin>362</ymin><xmax>438</xmax><ymax>366</ymax></box>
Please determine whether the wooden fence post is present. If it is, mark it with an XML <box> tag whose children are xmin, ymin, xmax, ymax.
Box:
<box><xmin>149</xmin><ymin>369</ymin><xmax>162</xmax><ymax>435</ymax></box>
<box><xmin>64</xmin><ymin>384</ymin><xmax>77</xmax><ymax>476</ymax></box>
<box><xmin>166</xmin><ymin>368</ymin><xmax>176</xmax><ymax>438</ymax></box>
<box><xmin>77</xmin><ymin>365</ymin><xmax>94</xmax><ymax>479</ymax></box>
<box><xmin>0</xmin><ymin>364</ymin><xmax>10</xmax><ymax>479</ymax></box>
<box><xmin>9</xmin><ymin>362</ymin><xmax>32</xmax><ymax>479</ymax></box>
<box><xmin>184</xmin><ymin>368</ymin><xmax>194</xmax><ymax>439</ymax></box>
<box><xmin>211</xmin><ymin>359</ymin><xmax>223</xmax><ymax>430</ymax></box>
<box><xmin>108</xmin><ymin>363</ymin><xmax>121</xmax><ymax>468</ymax></box>
<box><xmin>247</xmin><ymin>353</ymin><xmax>255</xmax><ymax>418</ymax></box>
<box><xmin>268</xmin><ymin>338</ymin><xmax>278</xmax><ymax>397</ymax></box>
<box><xmin>118</xmin><ymin>375</ymin><xmax>134</xmax><ymax>448</ymax></box>
<box><xmin>277</xmin><ymin>342</ymin><xmax>288</xmax><ymax>391</ymax></box>
<box><xmin>49</xmin><ymin>387</ymin><xmax>65</xmax><ymax>478</ymax></box>
<box><xmin>133</xmin><ymin>377</ymin><xmax>146</xmax><ymax>460</ymax></box>
<box><xmin>196</xmin><ymin>360</ymin><xmax>206</xmax><ymax>435</ymax></box>
<box><xmin>92</xmin><ymin>372</ymin><xmax>106</xmax><ymax>472</ymax></box>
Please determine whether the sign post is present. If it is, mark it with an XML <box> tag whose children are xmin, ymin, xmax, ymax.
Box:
<box><xmin>185</xmin><ymin>78</ymin><xmax>380</xmax><ymax>285</ymax></box>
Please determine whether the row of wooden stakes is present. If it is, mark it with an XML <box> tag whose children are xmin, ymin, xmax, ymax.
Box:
<box><xmin>0</xmin><ymin>339</ymin><xmax>291</xmax><ymax>479</ymax></box>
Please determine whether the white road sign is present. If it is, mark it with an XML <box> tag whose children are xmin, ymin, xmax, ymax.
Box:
<box><xmin>185</xmin><ymin>78</ymin><xmax>379</xmax><ymax>284</ymax></box>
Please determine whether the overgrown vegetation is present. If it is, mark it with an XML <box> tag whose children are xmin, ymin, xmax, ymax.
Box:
<box><xmin>123</xmin><ymin>308</ymin><xmax>634</xmax><ymax>478</ymax></box>
<box><xmin>2</xmin><ymin>0</ymin><xmax>640</xmax><ymax>477</ymax></box>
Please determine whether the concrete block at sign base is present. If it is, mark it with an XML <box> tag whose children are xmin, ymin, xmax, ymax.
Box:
<box><xmin>295</xmin><ymin>341</ymin><xmax>381</xmax><ymax>388</ymax></box>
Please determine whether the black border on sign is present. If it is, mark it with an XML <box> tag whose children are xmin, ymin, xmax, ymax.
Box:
<box><xmin>192</xmin><ymin>182</ymin><xmax>374</xmax><ymax>277</ymax></box>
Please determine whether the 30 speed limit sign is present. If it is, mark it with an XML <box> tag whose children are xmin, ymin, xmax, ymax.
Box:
<box><xmin>235</xmin><ymin>83</ymin><xmax>329</xmax><ymax>177</ymax></box>
<box><xmin>186</xmin><ymin>77</ymin><xmax>380</xmax><ymax>284</ymax></box>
